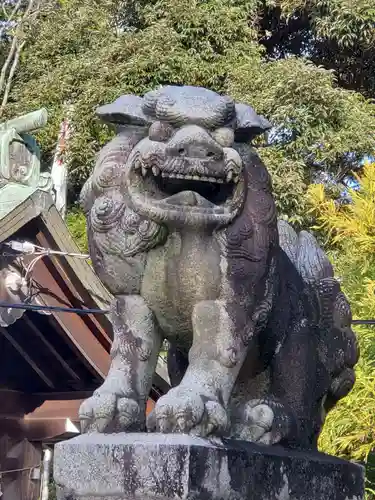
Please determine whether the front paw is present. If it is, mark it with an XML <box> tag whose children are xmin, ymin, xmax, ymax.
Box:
<box><xmin>79</xmin><ymin>390</ymin><xmax>141</xmax><ymax>433</ymax></box>
<box><xmin>148</xmin><ymin>387</ymin><xmax>228</xmax><ymax>437</ymax></box>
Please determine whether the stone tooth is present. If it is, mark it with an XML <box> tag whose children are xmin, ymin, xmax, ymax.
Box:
<box><xmin>217</xmin><ymin>179</ymin><xmax>224</xmax><ymax>184</ymax></box>
<box><xmin>208</xmin><ymin>177</ymin><xmax>216</xmax><ymax>183</ymax></box>
<box><xmin>134</xmin><ymin>160</ymin><xmax>141</xmax><ymax>171</ymax></box>
<box><xmin>141</xmin><ymin>165</ymin><xmax>148</xmax><ymax>177</ymax></box>
<box><xmin>227</xmin><ymin>170</ymin><xmax>234</xmax><ymax>182</ymax></box>
<box><xmin>193</xmin><ymin>175</ymin><xmax>200</xmax><ymax>181</ymax></box>
<box><xmin>176</xmin><ymin>174</ymin><xmax>184</xmax><ymax>179</ymax></box>
<box><xmin>162</xmin><ymin>172</ymin><xmax>168</xmax><ymax>178</ymax></box>
<box><xmin>152</xmin><ymin>166</ymin><xmax>160</xmax><ymax>176</ymax></box>
<box><xmin>169</xmin><ymin>173</ymin><xmax>176</xmax><ymax>178</ymax></box>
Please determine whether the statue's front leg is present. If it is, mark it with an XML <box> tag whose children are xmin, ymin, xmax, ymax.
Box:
<box><xmin>80</xmin><ymin>295</ymin><xmax>162</xmax><ymax>433</ymax></box>
<box><xmin>151</xmin><ymin>300</ymin><xmax>250</xmax><ymax>437</ymax></box>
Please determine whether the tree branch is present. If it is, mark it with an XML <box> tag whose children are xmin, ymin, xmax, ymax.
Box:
<box><xmin>9</xmin><ymin>0</ymin><xmax>23</xmax><ymax>22</ymax></box>
<box><xmin>2</xmin><ymin>4</ymin><xmax>9</xmax><ymax>19</ymax></box>
<box><xmin>0</xmin><ymin>35</ymin><xmax>18</xmax><ymax>95</ymax></box>
<box><xmin>24</xmin><ymin>0</ymin><xmax>37</xmax><ymax>17</ymax></box>
<box><xmin>0</xmin><ymin>40</ymin><xmax>26</xmax><ymax>116</ymax></box>
<box><xmin>0</xmin><ymin>0</ymin><xmax>25</xmax><ymax>96</ymax></box>
<box><xmin>0</xmin><ymin>0</ymin><xmax>41</xmax><ymax>116</ymax></box>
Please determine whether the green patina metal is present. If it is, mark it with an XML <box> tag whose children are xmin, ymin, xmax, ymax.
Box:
<box><xmin>0</xmin><ymin>108</ymin><xmax>53</xmax><ymax>221</ymax></box>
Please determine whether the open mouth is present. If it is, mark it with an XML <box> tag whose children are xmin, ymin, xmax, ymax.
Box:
<box><xmin>127</xmin><ymin>155</ymin><xmax>245</xmax><ymax>225</ymax></box>
<box><xmin>148</xmin><ymin>172</ymin><xmax>235</xmax><ymax>205</ymax></box>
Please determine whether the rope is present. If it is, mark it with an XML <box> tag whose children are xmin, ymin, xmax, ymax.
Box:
<box><xmin>2</xmin><ymin>240</ymin><xmax>375</xmax><ymax>325</ymax></box>
<box><xmin>1</xmin><ymin>301</ymin><xmax>375</xmax><ymax>323</ymax></box>
<box><xmin>1</xmin><ymin>240</ymin><xmax>89</xmax><ymax>259</ymax></box>
<box><xmin>1</xmin><ymin>239</ymin><xmax>92</xmax><ymax>303</ymax></box>
<box><xmin>0</xmin><ymin>465</ymin><xmax>38</xmax><ymax>475</ymax></box>
<box><xmin>0</xmin><ymin>301</ymin><xmax>109</xmax><ymax>315</ymax></box>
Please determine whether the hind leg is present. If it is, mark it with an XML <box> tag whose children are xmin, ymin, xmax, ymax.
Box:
<box><xmin>230</xmin><ymin>396</ymin><xmax>298</xmax><ymax>445</ymax></box>
<box><xmin>231</xmin><ymin>320</ymin><xmax>316</xmax><ymax>447</ymax></box>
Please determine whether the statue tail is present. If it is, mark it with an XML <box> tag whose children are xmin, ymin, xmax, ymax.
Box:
<box><xmin>277</xmin><ymin>220</ymin><xmax>334</xmax><ymax>284</ymax></box>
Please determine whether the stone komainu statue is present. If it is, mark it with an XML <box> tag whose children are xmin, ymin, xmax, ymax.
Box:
<box><xmin>79</xmin><ymin>86</ymin><xmax>358</xmax><ymax>449</ymax></box>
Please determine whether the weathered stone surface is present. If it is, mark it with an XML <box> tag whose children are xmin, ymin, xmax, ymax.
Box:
<box><xmin>57</xmin><ymin>85</ymin><xmax>363</xmax><ymax>499</ymax></box>
<box><xmin>77</xmin><ymin>85</ymin><xmax>359</xmax><ymax>450</ymax></box>
<box><xmin>54</xmin><ymin>433</ymin><xmax>364</xmax><ymax>500</ymax></box>
<box><xmin>0</xmin><ymin>108</ymin><xmax>52</xmax><ymax>192</ymax></box>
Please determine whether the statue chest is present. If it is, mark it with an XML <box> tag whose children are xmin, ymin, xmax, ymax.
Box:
<box><xmin>141</xmin><ymin>230</ymin><xmax>222</xmax><ymax>338</ymax></box>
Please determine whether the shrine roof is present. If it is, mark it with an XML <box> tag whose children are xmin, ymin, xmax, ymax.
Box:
<box><xmin>0</xmin><ymin>184</ymin><xmax>37</xmax><ymax>222</ymax></box>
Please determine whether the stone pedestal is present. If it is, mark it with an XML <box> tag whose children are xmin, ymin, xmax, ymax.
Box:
<box><xmin>54</xmin><ymin>433</ymin><xmax>364</xmax><ymax>500</ymax></box>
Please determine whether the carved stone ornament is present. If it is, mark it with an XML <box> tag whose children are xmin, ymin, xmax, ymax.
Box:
<box><xmin>54</xmin><ymin>85</ymin><xmax>363</xmax><ymax>500</ymax></box>
<box><xmin>0</xmin><ymin>109</ymin><xmax>53</xmax><ymax>192</ymax></box>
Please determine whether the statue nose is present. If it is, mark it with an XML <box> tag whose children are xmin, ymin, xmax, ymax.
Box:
<box><xmin>167</xmin><ymin>126</ymin><xmax>223</xmax><ymax>160</ymax></box>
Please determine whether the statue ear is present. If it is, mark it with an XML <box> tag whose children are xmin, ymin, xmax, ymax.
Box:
<box><xmin>235</xmin><ymin>103</ymin><xmax>272</xmax><ymax>142</ymax></box>
<box><xmin>96</xmin><ymin>95</ymin><xmax>152</xmax><ymax>126</ymax></box>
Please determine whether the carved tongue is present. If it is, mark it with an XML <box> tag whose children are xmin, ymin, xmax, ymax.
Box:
<box><xmin>164</xmin><ymin>191</ymin><xmax>197</xmax><ymax>206</ymax></box>
<box><xmin>164</xmin><ymin>191</ymin><xmax>214</xmax><ymax>208</ymax></box>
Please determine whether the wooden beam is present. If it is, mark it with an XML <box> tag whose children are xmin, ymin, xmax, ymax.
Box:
<box><xmin>0</xmin><ymin>326</ymin><xmax>54</xmax><ymax>389</ymax></box>
<box><xmin>33</xmin><ymin>391</ymin><xmax>94</xmax><ymax>401</ymax></box>
<box><xmin>0</xmin><ymin>190</ymin><xmax>53</xmax><ymax>243</ymax></box>
<box><xmin>22</xmin><ymin>315</ymin><xmax>82</xmax><ymax>385</ymax></box>
<box><xmin>36</xmin><ymin>227</ymin><xmax>112</xmax><ymax>346</ymax></box>
<box><xmin>28</xmin><ymin>258</ymin><xmax>110</xmax><ymax>379</ymax></box>
<box><xmin>40</xmin><ymin>204</ymin><xmax>113</xmax><ymax>308</ymax></box>
<box><xmin>23</xmin><ymin>418</ymin><xmax>80</xmax><ymax>442</ymax></box>
<box><xmin>0</xmin><ymin>433</ymin><xmax>42</xmax><ymax>500</ymax></box>
<box><xmin>38</xmin><ymin>247</ymin><xmax>111</xmax><ymax>350</ymax></box>
<box><xmin>0</xmin><ymin>390</ymin><xmax>44</xmax><ymax>417</ymax></box>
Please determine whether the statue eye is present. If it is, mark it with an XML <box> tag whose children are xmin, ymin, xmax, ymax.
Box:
<box><xmin>212</xmin><ymin>128</ymin><xmax>234</xmax><ymax>148</ymax></box>
<box><xmin>149</xmin><ymin>121</ymin><xmax>174</xmax><ymax>142</ymax></box>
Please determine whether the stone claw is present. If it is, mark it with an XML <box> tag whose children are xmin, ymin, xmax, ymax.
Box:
<box><xmin>117</xmin><ymin>397</ymin><xmax>141</xmax><ymax>430</ymax></box>
<box><xmin>79</xmin><ymin>392</ymin><xmax>116</xmax><ymax>433</ymax></box>
<box><xmin>79</xmin><ymin>391</ymin><xmax>141</xmax><ymax>433</ymax></box>
<box><xmin>150</xmin><ymin>387</ymin><xmax>227</xmax><ymax>437</ymax></box>
<box><xmin>205</xmin><ymin>400</ymin><xmax>228</xmax><ymax>434</ymax></box>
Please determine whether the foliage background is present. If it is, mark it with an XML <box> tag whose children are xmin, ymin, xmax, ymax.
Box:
<box><xmin>309</xmin><ymin>164</ymin><xmax>375</xmax><ymax>495</ymax></box>
<box><xmin>1</xmin><ymin>0</ymin><xmax>375</xmax><ymax>495</ymax></box>
<box><xmin>1</xmin><ymin>0</ymin><xmax>375</xmax><ymax>226</ymax></box>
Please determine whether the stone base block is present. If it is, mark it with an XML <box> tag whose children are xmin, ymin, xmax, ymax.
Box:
<box><xmin>54</xmin><ymin>433</ymin><xmax>364</xmax><ymax>500</ymax></box>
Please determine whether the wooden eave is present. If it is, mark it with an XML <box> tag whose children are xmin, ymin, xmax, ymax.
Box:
<box><xmin>0</xmin><ymin>188</ymin><xmax>112</xmax><ymax>311</ymax></box>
